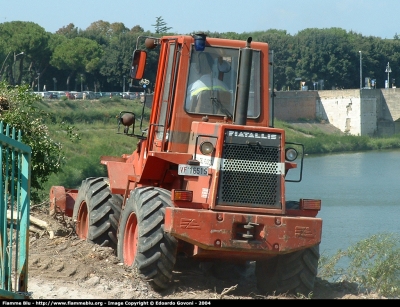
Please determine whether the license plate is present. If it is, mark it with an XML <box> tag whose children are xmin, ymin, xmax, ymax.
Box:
<box><xmin>178</xmin><ymin>164</ymin><xmax>209</xmax><ymax>176</ymax></box>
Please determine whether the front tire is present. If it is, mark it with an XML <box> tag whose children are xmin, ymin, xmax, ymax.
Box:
<box><xmin>72</xmin><ymin>177</ymin><xmax>122</xmax><ymax>249</ymax></box>
<box><xmin>255</xmin><ymin>244</ymin><xmax>320</xmax><ymax>297</ymax></box>
<box><xmin>117</xmin><ymin>186</ymin><xmax>178</xmax><ymax>291</ymax></box>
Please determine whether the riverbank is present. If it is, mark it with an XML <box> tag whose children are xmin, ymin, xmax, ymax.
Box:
<box><xmin>275</xmin><ymin>119</ymin><xmax>400</xmax><ymax>155</ymax></box>
<box><xmin>285</xmin><ymin>121</ymin><xmax>344</xmax><ymax>135</ymax></box>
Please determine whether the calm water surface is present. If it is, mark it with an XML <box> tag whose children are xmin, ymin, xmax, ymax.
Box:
<box><xmin>285</xmin><ymin>149</ymin><xmax>400</xmax><ymax>257</ymax></box>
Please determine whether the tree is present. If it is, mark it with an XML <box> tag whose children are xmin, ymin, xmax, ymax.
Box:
<box><xmin>84</xmin><ymin>20</ymin><xmax>129</xmax><ymax>39</ymax></box>
<box><xmin>255</xmin><ymin>29</ymin><xmax>296</xmax><ymax>91</ymax></box>
<box><xmin>130</xmin><ymin>25</ymin><xmax>144</xmax><ymax>33</ymax></box>
<box><xmin>0</xmin><ymin>81</ymin><xmax>80</xmax><ymax>202</ymax></box>
<box><xmin>56</xmin><ymin>23</ymin><xmax>79</xmax><ymax>38</ymax></box>
<box><xmin>109</xmin><ymin>22</ymin><xmax>130</xmax><ymax>35</ymax></box>
<box><xmin>151</xmin><ymin>16</ymin><xmax>172</xmax><ymax>34</ymax></box>
<box><xmin>296</xmin><ymin>28</ymin><xmax>349</xmax><ymax>90</ymax></box>
<box><xmin>0</xmin><ymin>21</ymin><xmax>51</xmax><ymax>86</ymax></box>
<box><xmin>99</xmin><ymin>32</ymin><xmax>137</xmax><ymax>86</ymax></box>
<box><xmin>50</xmin><ymin>37</ymin><xmax>103</xmax><ymax>90</ymax></box>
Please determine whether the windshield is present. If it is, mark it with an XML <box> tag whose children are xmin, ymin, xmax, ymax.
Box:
<box><xmin>185</xmin><ymin>46</ymin><xmax>260</xmax><ymax>118</ymax></box>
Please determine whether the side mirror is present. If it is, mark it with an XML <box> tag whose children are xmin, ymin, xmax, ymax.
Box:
<box><xmin>130</xmin><ymin>50</ymin><xmax>147</xmax><ymax>80</ymax></box>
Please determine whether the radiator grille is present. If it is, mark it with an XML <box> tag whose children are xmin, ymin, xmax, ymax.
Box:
<box><xmin>217</xmin><ymin>133</ymin><xmax>282</xmax><ymax>209</ymax></box>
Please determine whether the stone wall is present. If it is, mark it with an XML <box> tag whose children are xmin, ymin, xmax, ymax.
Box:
<box><xmin>273</xmin><ymin>88</ymin><xmax>400</xmax><ymax>136</ymax></box>
<box><xmin>274</xmin><ymin>91</ymin><xmax>318</xmax><ymax>121</ymax></box>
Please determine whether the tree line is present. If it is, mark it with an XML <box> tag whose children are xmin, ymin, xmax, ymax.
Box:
<box><xmin>1</xmin><ymin>19</ymin><xmax>399</xmax><ymax>93</ymax></box>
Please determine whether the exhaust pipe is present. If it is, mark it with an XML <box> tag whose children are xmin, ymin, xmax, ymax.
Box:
<box><xmin>234</xmin><ymin>37</ymin><xmax>253</xmax><ymax>125</ymax></box>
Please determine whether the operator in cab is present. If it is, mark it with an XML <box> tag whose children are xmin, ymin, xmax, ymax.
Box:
<box><xmin>186</xmin><ymin>51</ymin><xmax>232</xmax><ymax>117</ymax></box>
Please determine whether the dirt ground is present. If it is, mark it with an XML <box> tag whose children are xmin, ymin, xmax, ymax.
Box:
<box><xmin>25</xmin><ymin>207</ymin><xmax>385</xmax><ymax>300</ymax></box>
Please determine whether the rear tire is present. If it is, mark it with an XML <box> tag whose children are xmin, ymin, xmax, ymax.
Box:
<box><xmin>72</xmin><ymin>177</ymin><xmax>122</xmax><ymax>249</ymax></box>
<box><xmin>117</xmin><ymin>186</ymin><xmax>178</xmax><ymax>291</ymax></box>
<box><xmin>255</xmin><ymin>244</ymin><xmax>320</xmax><ymax>297</ymax></box>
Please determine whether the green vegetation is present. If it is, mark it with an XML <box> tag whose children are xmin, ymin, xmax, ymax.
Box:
<box><xmin>1</xmin><ymin>20</ymin><xmax>400</xmax><ymax>94</ymax></box>
<box><xmin>0</xmin><ymin>81</ymin><xmax>79</xmax><ymax>202</ymax></box>
<box><xmin>152</xmin><ymin>16</ymin><xmax>172</xmax><ymax>34</ymax></box>
<box><xmin>318</xmin><ymin>233</ymin><xmax>400</xmax><ymax>298</ymax></box>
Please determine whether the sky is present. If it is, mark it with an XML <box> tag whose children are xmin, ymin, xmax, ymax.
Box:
<box><xmin>1</xmin><ymin>0</ymin><xmax>399</xmax><ymax>39</ymax></box>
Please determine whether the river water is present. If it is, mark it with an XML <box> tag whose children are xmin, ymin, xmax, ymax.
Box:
<box><xmin>285</xmin><ymin>149</ymin><xmax>400</xmax><ymax>258</ymax></box>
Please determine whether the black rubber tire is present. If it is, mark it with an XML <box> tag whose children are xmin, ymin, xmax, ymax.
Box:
<box><xmin>117</xmin><ymin>186</ymin><xmax>178</xmax><ymax>291</ymax></box>
<box><xmin>72</xmin><ymin>177</ymin><xmax>122</xmax><ymax>249</ymax></box>
<box><xmin>255</xmin><ymin>244</ymin><xmax>320</xmax><ymax>297</ymax></box>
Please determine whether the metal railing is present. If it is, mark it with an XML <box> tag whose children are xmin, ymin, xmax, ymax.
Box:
<box><xmin>0</xmin><ymin>121</ymin><xmax>31</xmax><ymax>299</ymax></box>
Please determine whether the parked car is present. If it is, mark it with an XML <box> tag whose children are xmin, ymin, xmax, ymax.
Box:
<box><xmin>112</xmin><ymin>92</ymin><xmax>123</xmax><ymax>98</ymax></box>
<box><xmin>65</xmin><ymin>92</ymin><xmax>76</xmax><ymax>100</ymax></box>
<box><xmin>122</xmin><ymin>92</ymin><xmax>138</xmax><ymax>99</ymax></box>
<box><xmin>48</xmin><ymin>91</ymin><xmax>58</xmax><ymax>99</ymax></box>
<box><xmin>36</xmin><ymin>91</ymin><xmax>53</xmax><ymax>99</ymax></box>
<box><xmin>57</xmin><ymin>91</ymin><xmax>67</xmax><ymax>99</ymax></box>
<box><xmin>102</xmin><ymin>92</ymin><xmax>113</xmax><ymax>98</ymax></box>
<box><xmin>69</xmin><ymin>91</ymin><xmax>83</xmax><ymax>99</ymax></box>
<box><xmin>83</xmin><ymin>91</ymin><xmax>96</xmax><ymax>99</ymax></box>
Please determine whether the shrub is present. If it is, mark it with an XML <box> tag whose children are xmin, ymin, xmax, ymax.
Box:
<box><xmin>319</xmin><ymin>233</ymin><xmax>400</xmax><ymax>298</ymax></box>
<box><xmin>0</xmin><ymin>81</ymin><xmax>80</xmax><ymax>202</ymax></box>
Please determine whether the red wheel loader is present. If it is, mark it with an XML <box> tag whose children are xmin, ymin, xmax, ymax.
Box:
<box><xmin>49</xmin><ymin>33</ymin><xmax>322</xmax><ymax>296</ymax></box>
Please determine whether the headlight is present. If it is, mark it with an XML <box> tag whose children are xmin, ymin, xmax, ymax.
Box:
<box><xmin>199</xmin><ymin>141</ymin><xmax>214</xmax><ymax>155</ymax></box>
<box><xmin>285</xmin><ymin>148</ymin><xmax>298</xmax><ymax>161</ymax></box>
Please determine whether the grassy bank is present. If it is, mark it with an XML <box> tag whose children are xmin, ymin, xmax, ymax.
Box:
<box><xmin>275</xmin><ymin>119</ymin><xmax>400</xmax><ymax>154</ymax></box>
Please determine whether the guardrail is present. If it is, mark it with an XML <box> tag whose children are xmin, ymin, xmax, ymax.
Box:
<box><xmin>0</xmin><ymin>121</ymin><xmax>32</xmax><ymax>299</ymax></box>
